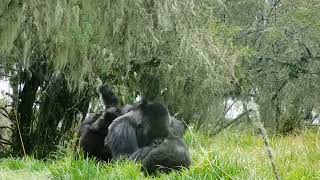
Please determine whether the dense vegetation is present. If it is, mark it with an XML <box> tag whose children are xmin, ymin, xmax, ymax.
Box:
<box><xmin>1</xmin><ymin>0</ymin><xmax>320</xmax><ymax>179</ymax></box>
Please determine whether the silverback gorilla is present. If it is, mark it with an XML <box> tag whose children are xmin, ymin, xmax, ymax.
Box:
<box><xmin>105</xmin><ymin>100</ymin><xmax>171</xmax><ymax>160</ymax></box>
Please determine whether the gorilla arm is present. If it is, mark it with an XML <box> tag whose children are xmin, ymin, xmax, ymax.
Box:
<box><xmin>78</xmin><ymin>112</ymin><xmax>103</xmax><ymax>135</ymax></box>
<box><xmin>89</xmin><ymin>107</ymin><xmax>120</xmax><ymax>133</ymax></box>
<box><xmin>141</xmin><ymin>136</ymin><xmax>191</xmax><ymax>174</ymax></box>
<box><xmin>129</xmin><ymin>146</ymin><xmax>154</xmax><ymax>162</ymax></box>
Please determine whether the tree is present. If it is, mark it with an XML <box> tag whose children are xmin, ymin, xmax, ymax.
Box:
<box><xmin>1</xmin><ymin>0</ymin><xmax>233</xmax><ymax>156</ymax></box>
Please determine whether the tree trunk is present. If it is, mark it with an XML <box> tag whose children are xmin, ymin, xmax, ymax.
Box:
<box><xmin>12</xmin><ymin>72</ymin><xmax>41</xmax><ymax>155</ymax></box>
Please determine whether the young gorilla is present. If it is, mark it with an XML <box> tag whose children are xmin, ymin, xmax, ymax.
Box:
<box><xmin>104</xmin><ymin>100</ymin><xmax>171</xmax><ymax>160</ymax></box>
<box><xmin>79</xmin><ymin>84</ymin><xmax>124</xmax><ymax>161</ymax></box>
<box><xmin>130</xmin><ymin>117</ymin><xmax>191</xmax><ymax>175</ymax></box>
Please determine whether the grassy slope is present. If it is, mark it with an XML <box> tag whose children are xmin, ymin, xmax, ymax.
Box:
<box><xmin>0</xmin><ymin>128</ymin><xmax>319</xmax><ymax>180</ymax></box>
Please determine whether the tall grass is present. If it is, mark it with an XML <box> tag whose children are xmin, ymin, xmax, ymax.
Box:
<box><xmin>0</xmin><ymin>127</ymin><xmax>319</xmax><ymax>179</ymax></box>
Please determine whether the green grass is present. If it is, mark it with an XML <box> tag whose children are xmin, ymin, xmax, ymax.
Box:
<box><xmin>0</xmin><ymin>128</ymin><xmax>319</xmax><ymax>180</ymax></box>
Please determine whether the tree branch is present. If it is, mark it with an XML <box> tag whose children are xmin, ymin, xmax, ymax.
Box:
<box><xmin>210</xmin><ymin>109</ymin><xmax>253</xmax><ymax>136</ymax></box>
<box><xmin>224</xmin><ymin>98</ymin><xmax>239</xmax><ymax>116</ymax></box>
<box><xmin>0</xmin><ymin>126</ymin><xmax>14</xmax><ymax>131</ymax></box>
<box><xmin>0</xmin><ymin>137</ymin><xmax>12</xmax><ymax>145</ymax></box>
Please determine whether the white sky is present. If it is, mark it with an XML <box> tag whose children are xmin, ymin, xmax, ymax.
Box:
<box><xmin>225</xmin><ymin>99</ymin><xmax>243</xmax><ymax>119</ymax></box>
<box><xmin>0</xmin><ymin>80</ymin><xmax>11</xmax><ymax>98</ymax></box>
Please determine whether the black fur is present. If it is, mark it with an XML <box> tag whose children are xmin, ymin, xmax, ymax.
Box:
<box><xmin>105</xmin><ymin>101</ymin><xmax>171</xmax><ymax>160</ymax></box>
<box><xmin>79</xmin><ymin>83</ymin><xmax>191</xmax><ymax>170</ymax></box>
<box><xmin>130</xmin><ymin>145</ymin><xmax>155</xmax><ymax>162</ymax></box>
<box><xmin>78</xmin><ymin>84</ymin><xmax>121</xmax><ymax>161</ymax></box>
<box><xmin>99</xmin><ymin>84</ymin><xmax>119</xmax><ymax>108</ymax></box>
<box><xmin>130</xmin><ymin>118</ymin><xmax>191</xmax><ymax>175</ymax></box>
<box><xmin>141</xmin><ymin>135</ymin><xmax>191</xmax><ymax>174</ymax></box>
<box><xmin>79</xmin><ymin>107</ymin><xmax>121</xmax><ymax>161</ymax></box>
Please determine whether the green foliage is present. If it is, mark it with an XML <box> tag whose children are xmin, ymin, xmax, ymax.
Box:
<box><xmin>1</xmin><ymin>0</ymin><xmax>237</xmax><ymax>129</ymax></box>
<box><xmin>204</xmin><ymin>0</ymin><xmax>320</xmax><ymax>132</ymax></box>
<box><xmin>1</xmin><ymin>0</ymin><xmax>320</xmax><ymax>158</ymax></box>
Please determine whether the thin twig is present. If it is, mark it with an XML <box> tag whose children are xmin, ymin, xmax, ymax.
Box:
<box><xmin>0</xmin><ymin>137</ymin><xmax>12</xmax><ymax>145</ymax></box>
<box><xmin>0</xmin><ymin>126</ymin><xmax>14</xmax><ymax>131</ymax></box>
<box><xmin>0</xmin><ymin>111</ymin><xmax>9</xmax><ymax>119</ymax></box>
<box><xmin>211</xmin><ymin>109</ymin><xmax>252</xmax><ymax>136</ymax></box>
<box><xmin>223</xmin><ymin>97</ymin><xmax>239</xmax><ymax>116</ymax></box>
<box><xmin>13</xmin><ymin>109</ymin><xmax>27</xmax><ymax>156</ymax></box>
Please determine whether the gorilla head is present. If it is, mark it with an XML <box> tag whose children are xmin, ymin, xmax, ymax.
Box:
<box><xmin>99</xmin><ymin>84</ymin><xmax>119</xmax><ymax>108</ymax></box>
<box><xmin>139</xmin><ymin>102</ymin><xmax>171</xmax><ymax>146</ymax></box>
<box><xmin>105</xmin><ymin>100</ymin><xmax>171</xmax><ymax>160</ymax></box>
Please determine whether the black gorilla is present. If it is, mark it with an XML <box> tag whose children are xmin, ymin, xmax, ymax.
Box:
<box><xmin>79</xmin><ymin>84</ymin><xmax>123</xmax><ymax>161</ymax></box>
<box><xmin>79</xmin><ymin>83</ymin><xmax>191</xmax><ymax>171</ymax></box>
<box><xmin>129</xmin><ymin>117</ymin><xmax>191</xmax><ymax>175</ymax></box>
<box><xmin>105</xmin><ymin>101</ymin><xmax>171</xmax><ymax>160</ymax></box>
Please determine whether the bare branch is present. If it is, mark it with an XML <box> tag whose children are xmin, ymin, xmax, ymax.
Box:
<box><xmin>0</xmin><ymin>137</ymin><xmax>12</xmax><ymax>145</ymax></box>
<box><xmin>0</xmin><ymin>126</ymin><xmax>14</xmax><ymax>131</ymax></box>
<box><xmin>210</xmin><ymin>109</ymin><xmax>253</xmax><ymax>136</ymax></box>
<box><xmin>224</xmin><ymin>97</ymin><xmax>239</xmax><ymax>116</ymax></box>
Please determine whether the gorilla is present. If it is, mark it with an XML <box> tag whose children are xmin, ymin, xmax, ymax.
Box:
<box><xmin>130</xmin><ymin>117</ymin><xmax>191</xmax><ymax>175</ymax></box>
<box><xmin>105</xmin><ymin>100</ymin><xmax>171</xmax><ymax>160</ymax></box>
<box><xmin>78</xmin><ymin>84</ymin><xmax>123</xmax><ymax>161</ymax></box>
<box><xmin>79</xmin><ymin>83</ymin><xmax>191</xmax><ymax>171</ymax></box>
